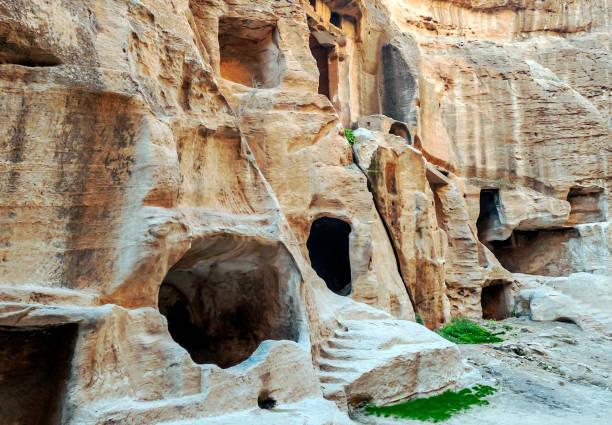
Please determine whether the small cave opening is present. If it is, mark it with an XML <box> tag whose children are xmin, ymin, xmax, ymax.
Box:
<box><xmin>389</xmin><ymin>122</ymin><xmax>411</xmax><ymax>143</ymax></box>
<box><xmin>158</xmin><ymin>234</ymin><xmax>299</xmax><ymax>369</ymax></box>
<box><xmin>309</xmin><ymin>34</ymin><xmax>332</xmax><ymax>100</ymax></box>
<box><xmin>257</xmin><ymin>390</ymin><xmax>277</xmax><ymax>409</ymax></box>
<box><xmin>489</xmin><ymin>228</ymin><xmax>581</xmax><ymax>277</ymax></box>
<box><xmin>476</xmin><ymin>189</ymin><xmax>502</xmax><ymax>243</ymax></box>
<box><xmin>330</xmin><ymin>12</ymin><xmax>341</xmax><ymax>28</ymax></box>
<box><xmin>0</xmin><ymin>324</ymin><xmax>78</xmax><ymax>425</ymax></box>
<box><xmin>307</xmin><ymin>217</ymin><xmax>352</xmax><ymax>295</ymax></box>
<box><xmin>566</xmin><ymin>186</ymin><xmax>605</xmax><ymax>225</ymax></box>
<box><xmin>218</xmin><ymin>18</ymin><xmax>285</xmax><ymax>88</ymax></box>
<box><xmin>0</xmin><ymin>47</ymin><xmax>61</xmax><ymax>67</ymax></box>
<box><xmin>481</xmin><ymin>282</ymin><xmax>512</xmax><ymax>320</ymax></box>
<box><xmin>0</xmin><ymin>25</ymin><xmax>61</xmax><ymax>67</ymax></box>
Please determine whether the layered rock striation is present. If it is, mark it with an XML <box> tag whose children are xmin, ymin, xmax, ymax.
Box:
<box><xmin>0</xmin><ymin>0</ymin><xmax>609</xmax><ymax>423</ymax></box>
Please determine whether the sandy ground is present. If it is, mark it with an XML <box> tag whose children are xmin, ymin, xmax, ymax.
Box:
<box><xmin>351</xmin><ymin>318</ymin><xmax>612</xmax><ymax>425</ymax></box>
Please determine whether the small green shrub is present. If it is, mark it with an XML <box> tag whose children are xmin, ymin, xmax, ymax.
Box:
<box><xmin>416</xmin><ymin>313</ymin><xmax>424</xmax><ymax>325</ymax></box>
<box><xmin>438</xmin><ymin>318</ymin><xmax>503</xmax><ymax>344</ymax></box>
<box><xmin>344</xmin><ymin>128</ymin><xmax>356</xmax><ymax>145</ymax></box>
<box><xmin>365</xmin><ymin>385</ymin><xmax>498</xmax><ymax>422</ymax></box>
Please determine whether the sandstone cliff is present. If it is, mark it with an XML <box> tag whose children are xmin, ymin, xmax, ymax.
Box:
<box><xmin>0</xmin><ymin>0</ymin><xmax>609</xmax><ymax>424</ymax></box>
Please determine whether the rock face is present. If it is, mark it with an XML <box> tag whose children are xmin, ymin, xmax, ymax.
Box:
<box><xmin>0</xmin><ymin>0</ymin><xmax>609</xmax><ymax>423</ymax></box>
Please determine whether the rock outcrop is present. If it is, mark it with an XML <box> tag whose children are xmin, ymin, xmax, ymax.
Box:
<box><xmin>0</xmin><ymin>0</ymin><xmax>609</xmax><ymax>423</ymax></box>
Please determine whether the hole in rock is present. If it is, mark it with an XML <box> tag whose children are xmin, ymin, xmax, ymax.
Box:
<box><xmin>218</xmin><ymin>18</ymin><xmax>284</xmax><ymax>88</ymax></box>
<box><xmin>307</xmin><ymin>217</ymin><xmax>352</xmax><ymax>295</ymax></box>
<box><xmin>566</xmin><ymin>186</ymin><xmax>605</xmax><ymax>225</ymax></box>
<box><xmin>257</xmin><ymin>391</ymin><xmax>277</xmax><ymax>409</ymax></box>
<box><xmin>310</xmin><ymin>0</ymin><xmax>316</xmax><ymax>7</ymax></box>
<box><xmin>330</xmin><ymin>12</ymin><xmax>341</xmax><ymax>27</ymax></box>
<box><xmin>0</xmin><ymin>324</ymin><xmax>78</xmax><ymax>425</ymax></box>
<box><xmin>481</xmin><ymin>282</ymin><xmax>511</xmax><ymax>320</ymax></box>
<box><xmin>0</xmin><ymin>27</ymin><xmax>61</xmax><ymax>67</ymax></box>
<box><xmin>158</xmin><ymin>234</ymin><xmax>299</xmax><ymax>368</ymax></box>
<box><xmin>389</xmin><ymin>122</ymin><xmax>411</xmax><ymax>143</ymax></box>
<box><xmin>476</xmin><ymin>189</ymin><xmax>502</xmax><ymax>243</ymax></box>
<box><xmin>309</xmin><ymin>34</ymin><xmax>332</xmax><ymax>99</ymax></box>
<box><xmin>489</xmin><ymin>228</ymin><xmax>581</xmax><ymax>276</ymax></box>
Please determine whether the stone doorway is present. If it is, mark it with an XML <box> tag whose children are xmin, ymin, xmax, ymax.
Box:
<box><xmin>309</xmin><ymin>34</ymin><xmax>332</xmax><ymax>99</ymax></box>
<box><xmin>307</xmin><ymin>217</ymin><xmax>352</xmax><ymax>295</ymax></box>
<box><xmin>0</xmin><ymin>324</ymin><xmax>78</xmax><ymax>425</ymax></box>
<box><xmin>477</xmin><ymin>188</ymin><xmax>502</xmax><ymax>243</ymax></box>
<box><xmin>481</xmin><ymin>282</ymin><xmax>512</xmax><ymax>320</ymax></box>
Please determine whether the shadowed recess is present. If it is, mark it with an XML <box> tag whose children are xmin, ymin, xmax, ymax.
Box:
<box><xmin>0</xmin><ymin>324</ymin><xmax>78</xmax><ymax>425</ymax></box>
<box><xmin>218</xmin><ymin>17</ymin><xmax>285</xmax><ymax>88</ymax></box>
<box><xmin>566</xmin><ymin>186</ymin><xmax>605</xmax><ymax>225</ymax></box>
<box><xmin>0</xmin><ymin>23</ymin><xmax>62</xmax><ymax>67</ymax></box>
<box><xmin>389</xmin><ymin>122</ymin><xmax>411</xmax><ymax>143</ymax></box>
<box><xmin>309</xmin><ymin>34</ymin><xmax>331</xmax><ymax>99</ymax></box>
<box><xmin>489</xmin><ymin>228</ymin><xmax>582</xmax><ymax>277</ymax></box>
<box><xmin>307</xmin><ymin>217</ymin><xmax>352</xmax><ymax>295</ymax></box>
<box><xmin>481</xmin><ymin>281</ymin><xmax>512</xmax><ymax>320</ymax></box>
<box><xmin>158</xmin><ymin>234</ymin><xmax>300</xmax><ymax>368</ymax></box>
<box><xmin>476</xmin><ymin>189</ymin><xmax>502</xmax><ymax>243</ymax></box>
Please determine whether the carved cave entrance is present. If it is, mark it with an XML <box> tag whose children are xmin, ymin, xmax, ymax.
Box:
<box><xmin>307</xmin><ymin>217</ymin><xmax>352</xmax><ymax>295</ymax></box>
<box><xmin>566</xmin><ymin>186</ymin><xmax>605</xmax><ymax>225</ymax></box>
<box><xmin>476</xmin><ymin>189</ymin><xmax>502</xmax><ymax>243</ymax></box>
<box><xmin>1</xmin><ymin>324</ymin><xmax>78</xmax><ymax>425</ymax></box>
<box><xmin>309</xmin><ymin>34</ymin><xmax>332</xmax><ymax>99</ymax></box>
<box><xmin>489</xmin><ymin>228</ymin><xmax>581</xmax><ymax>276</ymax></box>
<box><xmin>218</xmin><ymin>18</ymin><xmax>284</xmax><ymax>88</ymax></box>
<box><xmin>389</xmin><ymin>122</ymin><xmax>411</xmax><ymax>143</ymax></box>
<box><xmin>158</xmin><ymin>235</ymin><xmax>299</xmax><ymax>369</ymax></box>
<box><xmin>481</xmin><ymin>281</ymin><xmax>512</xmax><ymax>320</ymax></box>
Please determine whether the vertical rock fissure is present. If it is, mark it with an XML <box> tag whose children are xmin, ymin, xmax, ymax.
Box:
<box><xmin>365</xmin><ymin>179</ymin><xmax>417</xmax><ymax>313</ymax></box>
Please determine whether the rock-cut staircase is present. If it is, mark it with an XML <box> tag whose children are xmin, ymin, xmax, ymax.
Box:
<box><xmin>314</xmin><ymin>317</ymin><xmax>466</xmax><ymax>409</ymax></box>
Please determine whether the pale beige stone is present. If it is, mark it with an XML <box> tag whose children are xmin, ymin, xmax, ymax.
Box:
<box><xmin>0</xmin><ymin>0</ymin><xmax>609</xmax><ymax>423</ymax></box>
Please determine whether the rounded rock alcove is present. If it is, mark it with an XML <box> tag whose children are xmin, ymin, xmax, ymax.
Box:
<box><xmin>158</xmin><ymin>233</ymin><xmax>300</xmax><ymax>368</ymax></box>
<box><xmin>218</xmin><ymin>17</ymin><xmax>285</xmax><ymax>88</ymax></box>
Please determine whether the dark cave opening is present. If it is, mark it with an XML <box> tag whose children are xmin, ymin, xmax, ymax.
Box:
<box><xmin>0</xmin><ymin>324</ymin><xmax>78</xmax><ymax>425</ymax></box>
<box><xmin>481</xmin><ymin>282</ymin><xmax>511</xmax><ymax>320</ymax></box>
<box><xmin>307</xmin><ymin>217</ymin><xmax>352</xmax><ymax>295</ymax></box>
<box><xmin>257</xmin><ymin>390</ymin><xmax>277</xmax><ymax>409</ymax></box>
<box><xmin>489</xmin><ymin>228</ymin><xmax>581</xmax><ymax>276</ymax></box>
<box><xmin>389</xmin><ymin>122</ymin><xmax>411</xmax><ymax>143</ymax></box>
<box><xmin>476</xmin><ymin>189</ymin><xmax>502</xmax><ymax>243</ymax></box>
<box><xmin>330</xmin><ymin>12</ymin><xmax>341</xmax><ymax>28</ymax></box>
<box><xmin>158</xmin><ymin>235</ymin><xmax>299</xmax><ymax>369</ymax></box>
<box><xmin>309</xmin><ymin>34</ymin><xmax>331</xmax><ymax>99</ymax></box>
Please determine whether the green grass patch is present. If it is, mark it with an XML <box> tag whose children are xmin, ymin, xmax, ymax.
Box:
<box><xmin>344</xmin><ymin>128</ymin><xmax>356</xmax><ymax>145</ymax></box>
<box><xmin>438</xmin><ymin>318</ymin><xmax>503</xmax><ymax>344</ymax></box>
<box><xmin>365</xmin><ymin>385</ymin><xmax>497</xmax><ymax>422</ymax></box>
<box><xmin>415</xmin><ymin>312</ymin><xmax>424</xmax><ymax>325</ymax></box>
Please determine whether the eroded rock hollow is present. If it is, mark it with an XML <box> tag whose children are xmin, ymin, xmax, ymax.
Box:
<box><xmin>0</xmin><ymin>0</ymin><xmax>609</xmax><ymax>424</ymax></box>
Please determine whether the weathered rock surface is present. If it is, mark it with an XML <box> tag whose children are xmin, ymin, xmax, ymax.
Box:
<box><xmin>354</xmin><ymin>319</ymin><xmax>612</xmax><ymax>425</ymax></box>
<box><xmin>0</xmin><ymin>0</ymin><xmax>610</xmax><ymax>423</ymax></box>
